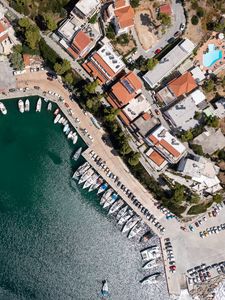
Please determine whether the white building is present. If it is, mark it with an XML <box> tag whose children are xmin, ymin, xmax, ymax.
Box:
<box><xmin>122</xmin><ymin>94</ymin><xmax>151</xmax><ymax>122</ymax></box>
<box><xmin>71</xmin><ymin>0</ymin><xmax>101</xmax><ymax>20</ymax></box>
<box><xmin>178</xmin><ymin>156</ymin><xmax>222</xmax><ymax>195</ymax></box>
<box><xmin>143</xmin><ymin>39</ymin><xmax>195</xmax><ymax>88</ymax></box>
<box><xmin>146</xmin><ymin>125</ymin><xmax>186</xmax><ymax>164</ymax></box>
<box><xmin>164</xmin><ymin>89</ymin><xmax>206</xmax><ymax>131</ymax></box>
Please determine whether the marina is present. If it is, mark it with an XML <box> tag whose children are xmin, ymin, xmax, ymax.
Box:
<box><xmin>0</xmin><ymin>95</ymin><xmax>168</xmax><ymax>299</ymax></box>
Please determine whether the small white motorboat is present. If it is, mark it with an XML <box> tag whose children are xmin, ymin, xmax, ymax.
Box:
<box><xmin>36</xmin><ymin>98</ymin><xmax>42</xmax><ymax>112</ymax></box>
<box><xmin>25</xmin><ymin>99</ymin><xmax>30</xmax><ymax>112</ymax></box>
<box><xmin>0</xmin><ymin>102</ymin><xmax>7</xmax><ymax>115</ymax></box>
<box><xmin>18</xmin><ymin>99</ymin><xmax>24</xmax><ymax>113</ymax></box>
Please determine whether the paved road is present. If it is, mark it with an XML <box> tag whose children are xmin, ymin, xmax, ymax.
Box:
<box><xmin>131</xmin><ymin>0</ymin><xmax>185</xmax><ymax>59</ymax></box>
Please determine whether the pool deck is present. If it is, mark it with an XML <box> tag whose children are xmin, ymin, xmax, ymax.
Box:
<box><xmin>194</xmin><ymin>32</ymin><xmax>225</xmax><ymax>73</ymax></box>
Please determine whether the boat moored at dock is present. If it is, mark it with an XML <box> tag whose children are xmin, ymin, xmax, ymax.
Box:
<box><xmin>128</xmin><ymin>220</ymin><xmax>145</xmax><ymax>239</ymax></box>
<box><xmin>100</xmin><ymin>188</ymin><xmax>113</xmax><ymax>205</ymax></box>
<box><xmin>0</xmin><ymin>102</ymin><xmax>7</xmax><ymax>115</ymax></box>
<box><xmin>97</xmin><ymin>183</ymin><xmax>108</xmax><ymax>194</ymax></box>
<box><xmin>47</xmin><ymin>102</ymin><xmax>52</xmax><ymax>111</ymax></box>
<box><xmin>18</xmin><ymin>99</ymin><xmax>24</xmax><ymax>113</ymax></box>
<box><xmin>108</xmin><ymin>199</ymin><xmax>124</xmax><ymax>215</ymax></box>
<box><xmin>25</xmin><ymin>99</ymin><xmax>30</xmax><ymax>112</ymax></box>
<box><xmin>89</xmin><ymin>177</ymin><xmax>103</xmax><ymax>192</ymax></box>
<box><xmin>122</xmin><ymin>215</ymin><xmax>140</xmax><ymax>234</ymax></box>
<box><xmin>36</xmin><ymin>98</ymin><xmax>42</xmax><ymax>112</ymax></box>
<box><xmin>141</xmin><ymin>246</ymin><xmax>160</xmax><ymax>261</ymax></box>
<box><xmin>54</xmin><ymin>114</ymin><xmax>61</xmax><ymax>124</ymax></box>
<box><xmin>78</xmin><ymin>168</ymin><xmax>94</xmax><ymax>185</ymax></box>
<box><xmin>103</xmin><ymin>193</ymin><xmax>118</xmax><ymax>209</ymax></box>
<box><xmin>72</xmin><ymin>132</ymin><xmax>78</xmax><ymax>144</ymax></box>
<box><xmin>83</xmin><ymin>172</ymin><xmax>99</xmax><ymax>190</ymax></box>
<box><xmin>116</xmin><ymin>205</ymin><xmax>128</xmax><ymax>220</ymax></box>
<box><xmin>140</xmin><ymin>272</ymin><xmax>161</xmax><ymax>285</ymax></box>
<box><xmin>142</xmin><ymin>259</ymin><xmax>159</xmax><ymax>270</ymax></box>
<box><xmin>118</xmin><ymin>209</ymin><xmax>133</xmax><ymax>226</ymax></box>
<box><xmin>73</xmin><ymin>162</ymin><xmax>90</xmax><ymax>178</ymax></box>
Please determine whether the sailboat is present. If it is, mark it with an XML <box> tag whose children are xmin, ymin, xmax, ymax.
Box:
<box><xmin>72</xmin><ymin>147</ymin><xmax>82</xmax><ymax>161</ymax></box>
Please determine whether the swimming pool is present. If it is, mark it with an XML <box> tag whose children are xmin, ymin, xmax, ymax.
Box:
<box><xmin>203</xmin><ymin>43</ymin><xmax>223</xmax><ymax>67</ymax></box>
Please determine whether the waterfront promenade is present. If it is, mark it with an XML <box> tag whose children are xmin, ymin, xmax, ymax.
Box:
<box><xmin>7</xmin><ymin>71</ymin><xmax>225</xmax><ymax>299</ymax></box>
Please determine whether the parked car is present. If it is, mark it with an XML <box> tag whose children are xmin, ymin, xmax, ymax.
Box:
<box><xmin>155</xmin><ymin>109</ymin><xmax>160</xmax><ymax>115</ymax></box>
<box><xmin>154</xmin><ymin>48</ymin><xmax>161</xmax><ymax>55</ymax></box>
<box><xmin>180</xmin><ymin>23</ymin><xmax>185</xmax><ymax>31</ymax></box>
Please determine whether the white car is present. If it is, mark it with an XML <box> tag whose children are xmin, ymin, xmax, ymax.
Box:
<box><xmin>180</xmin><ymin>23</ymin><xmax>185</xmax><ymax>31</ymax></box>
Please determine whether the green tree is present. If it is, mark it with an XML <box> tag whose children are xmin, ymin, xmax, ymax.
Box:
<box><xmin>147</xmin><ymin>58</ymin><xmax>158</xmax><ymax>70</ymax></box>
<box><xmin>119</xmin><ymin>142</ymin><xmax>132</xmax><ymax>156</ymax></box>
<box><xmin>18</xmin><ymin>17</ymin><xmax>31</xmax><ymax>28</ymax></box>
<box><xmin>64</xmin><ymin>72</ymin><xmax>74</xmax><ymax>85</ymax></box>
<box><xmin>10</xmin><ymin>51</ymin><xmax>24</xmax><ymax>70</ymax></box>
<box><xmin>218</xmin><ymin>149</ymin><xmax>225</xmax><ymax>160</ymax></box>
<box><xmin>181</xmin><ymin>130</ymin><xmax>193</xmax><ymax>142</ymax></box>
<box><xmin>159</xmin><ymin>13</ymin><xmax>171</xmax><ymax>26</ymax></box>
<box><xmin>197</xmin><ymin>7</ymin><xmax>204</xmax><ymax>18</ymax></box>
<box><xmin>84</xmin><ymin>80</ymin><xmax>98</xmax><ymax>94</ymax></box>
<box><xmin>89</xmin><ymin>13</ymin><xmax>98</xmax><ymax>24</ymax></box>
<box><xmin>43</xmin><ymin>13</ymin><xmax>57</xmax><ymax>31</ymax></box>
<box><xmin>190</xmin><ymin>193</ymin><xmax>200</xmax><ymax>204</ymax></box>
<box><xmin>171</xmin><ymin>184</ymin><xmax>185</xmax><ymax>205</ymax></box>
<box><xmin>203</xmin><ymin>79</ymin><xmax>214</xmax><ymax>93</ymax></box>
<box><xmin>13</xmin><ymin>44</ymin><xmax>23</xmax><ymax>53</ymax></box>
<box><xmin>39</xmin><ymin>38</ymin><xmax>59</xmax><ymax>67</ymax></box>
<box><xmin>190</xmin><ymin>144</ymin><xmax>204</xmax><ymax>156</ymax></box>
<box><xmin>212</xmin><ymin>193</ymin><xmax>222</xmax><ymax>203</ymax></box>
<box><xmin>106</xmin><ymin>24</ymin><xmax>116</xmax><ymax>40</ymax></box>
<box><xmin>104</xmin><ymin>107</ymin><xmax>120</xmax><ymax>122</ymax></box>
<box><xmin>191</xmin><ymin>15</ymin><xmax>199</xmax><ymax>25</ymax></box>
<box><xmin>25</xmin><ymin>25</ymin><xmax>41</xmax><ymax>49</ymax></box>
<box><xmin>130</xmin><ymin>0</ymin><xmax>140</xmax><ymax>8</ymax></box>
<box><xmin>205</xmin><ymin>115</ymin><xmax>219</xmax><ymax>128</ymax></box>
<box><xmin>128</xmin><ymin>152</ymin><xmax>141</xmax><ymax>166</ymax></box>
<box><xmin>54</xmin><ymin>59</ymin><xmax>71</xmax><ymax>75</ymax></box>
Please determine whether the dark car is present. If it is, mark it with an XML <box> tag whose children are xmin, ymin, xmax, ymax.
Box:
<box><xmin>174</xmin><ymin>31</ymin><xmax>180</xmax><ymax>37</ymax></box>
<box><xmin>155</xmin><ymin>109</ymin><xmax>160</xmax><ymax>115</ymax></box>
<box><xmin>167</xmin><ymin>37</ymin><xmax>175</xmax><ymax>44</ymax></box>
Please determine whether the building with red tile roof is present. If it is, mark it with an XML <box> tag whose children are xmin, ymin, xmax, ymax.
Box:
<box><xmin>147</xmin><ymin>125</ymin><xmax>186</xmax><ymax>164</ymax></box>
<box><xmin>159</xmin><ymin>4</ymin><xmax>172</xmax><ymax>16</ymax></box>
<box><xmin>70</xmin><ymin>30</ymin><xmax>92</xmax><ymax>59</ymax></box>
<box><xmin>23</xmin><ymin>54</ymin><xmax>43</xmax><ymax>70</ymax></box>
<box><xmin>113</xmin><ymin>0</ymin><xmax>134</xmax><ymax>34</ymax></box>
<box><xmin>168</xmin><ymin>72</ymin><xmax>197</xmax><ymax>98</ymax></box>
<box><xmin>0</xmin><ymin>17</ymin><xmax>9</xmax><ymax>44</ymax></box>
<box><xmin>109</xmin><ymin>71</ymin><xmax>142</xmax><ymax>107</ymax></box>
<box><xmin>82</xmin><ymin>44</ymin><xmax>125</xmax><ymax>85</ymax></box>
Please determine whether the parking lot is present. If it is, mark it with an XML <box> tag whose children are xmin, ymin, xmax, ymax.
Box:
<box><xmin>0</xmin><ymin>60</ymin><xmax>16</xmax><ymax>91</ymax></box>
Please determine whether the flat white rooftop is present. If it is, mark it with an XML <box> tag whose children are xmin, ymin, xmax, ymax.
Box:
<box><xmin>75</xmin><ymin>0</ymin><xmax>100</xmax><ymax>16</ymax></box>
<box><xmin>97</xmin><ymin>44</ymin><xmax>125</xmax><ymax>74</ymax></box>
<box><xmin>58</xmin><ymin>18</ymin><xmax>78</xmax><ymax>42</ymax></box>
<box><xmin>143</xmin><ymin>39</ymin><xmax>195</xmax><ymax>88</ymax></box>
<box><xmin>122</xmin><ymin>94</ymin><xmax>151</xmax><ymax>121</ymax></box>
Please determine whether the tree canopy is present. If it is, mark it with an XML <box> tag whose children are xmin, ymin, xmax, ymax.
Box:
<box><xmin>54</xmin><ymin>59</ymin><xmax>71</xmax><ymax>75</ymax></box>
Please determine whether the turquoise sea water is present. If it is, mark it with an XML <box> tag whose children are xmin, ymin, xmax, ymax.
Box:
<box><xmin>0</xmin><ymin>96</ymin><xmax>169</xmax><ymax>300</ymax></box>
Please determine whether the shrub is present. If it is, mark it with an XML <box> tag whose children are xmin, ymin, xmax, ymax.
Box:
<box><xmin>191</xmin><ymin>15</ymin><xmax>199</xmax><ymax>25</ymax></box>
<box><xmin>190</xmin><ymin>144</ymin><xmax>204</xmax><ymax>156</ymax></box>
<box><xmin>197</xmin><ymin>7</ymin><xmax>204</xmax><ymax>18</ymax></box>
<box><xmin>187</xmin><ymin>204</ymin><xmax>207</xmax><ymax>215</ymax></box>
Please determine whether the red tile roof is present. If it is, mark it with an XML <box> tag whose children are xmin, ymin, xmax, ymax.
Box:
<box><xmin>23</xmin><ymin>54</ymin><xmax>30</xmax><ymax>67</ymax></box>
<box><xmin>142</xmin><ymin>112</ymin><xmax>151</xmax><ymax>120</ymax></box>
<box><xmin>159</xmin><ymin>139</ymin><xmax>180</xmax><ymax>157</ymax></box>
<box><xmin>149</xmin><ymin>150</ymin><xmax>165</xmax><ymax>166</ymax></box>
<box><xmin>114</xmin><ymin>5</ymin><xmax>134</xmax><ymax>29</ymax></box>
<box><xmin>107</xmin><ymin>96</ymin><xmax>131</xmax><ymax>125</ymax></box>
<box><xmin>0</xmin><ymin>22</ymin><xmax>5</xmax><ymax>33</ymax></box>
<box><xmin>67</xmin><ymin>47</ymin><xmax>79</xmax><ymax>59</ymax></box>
<box><xmin>82</xmin><ymin>61</ymin><xmax>107</xmax><ymax>84</ymax></box>
<box><xmin>92</xmin><ymin>53</ymin><xmax>115</xmax><ymax>77</ymax></box>
<box><xmin>111</xmin><ymin>72</ymin><xmax>142</xmax><ymax>107</ymax></box>
<box><xmin>0</xmin><ymin>33</ymin><xmax>8</xmax><ymax>43</ymax></box>
<box><xmin>168</xmin><ymin>72</ymin><xmax>197</xmax><ymax>97</ymax></box>
<box><xmin>159</xmin><ymin>4</ymin><xmax>172</xmax><ymax>15</ymax></box>
<box><xmin>148</xmin><ymin>134</ymin><xmax>159</xmax><ymax>145</ymax></box>
<box><xmin>72</xmin><ymin>31</ymin><xmax>91</xmax><ymax>52</ymax></box>
<box><xmin>115</xmin><ymin>0</ymin><xmax>126</xmax><ymax>8</ymax></box>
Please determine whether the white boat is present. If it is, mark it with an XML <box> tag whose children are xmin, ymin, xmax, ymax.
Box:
<box><xmin>89</xmin><ymin>177</ymin><xmax>103</xmax><ymax>192</ymax></box>
<box><xmin>116</xmin><ymin>205</ymin><xmax>128</xmax><ymax>220</ymax></box>
<box><xmin>73</xmin><ymin>162</ymin><xmax>90</xmax><ymax>178</ymax></box>
<box><xmin>65</xmin><ymin>127</ymin><xmax>70</xmax><ymax>135</ymax></box>
<box><xmin>36</xmin><ymin>98</ymin><xmax>42</xmax><ymax>112</ymax></box>
<box><xmin>141</xmin><ymin>246</ymin><xmax>160</xmax><ymax>261</ymax></box>
<box><xmin>59</xmin><ymin>116</ymin><xmax>64</xmax><ymax>124</ymax></box>
<box><xmin>0</xmin><ymin>102</ymin><xmax>7</xmax><ymax>115</ymax></box>
<box><xmin>128</xmin><ymin>220</ymin><xmax>145</xmax><ymax>239</ymax></box>
<box><xmin>54</xmin><ymin>108</ymin><xmax>59</xmax><ymax>115</ymax></box>
<box><xmin>72</xmin><ymin>147</ymin><xmax>82</xmax><ymax>161</ymax></box>
<box><xmin>108</xmin><ymin>199</ymin><xmax>124</xmax><ymax>215</ymax></box>
<box><xmin>142</xmin><ymin>259</ymin><xmax>159</xmax><ymax>270</ymax></box>
<box><xmin>72</xmin><ymin>133</ymin><xmax>78</xmax><ymax>144</ymax></box>
<box><xmin>83</xmin><ymin>173</ymin><xmax>99</xmax><ymax>189</ymax></box>
<box><xmin>62</xmin><ymin>119</ymin><xmax>67</xmax><ymax>125</ymax></box>
<box><xmin>63</xmin><ymin>124</ymin><xmax>69</xmax><ymax>133</ymax></box>
<box><xmin>18</xmin><ymin>99</ymin><xmax>24</xmax><ymax>113</ymax></box>
<box><xmin>100</xmin><ymin>188</ymin><xmax>113</xmax><ymax>205</ymax></box>
<box><xmin>140</xmin><ymin>273</ymin><xmax>161</xmax><ymax>285</ymax></box>
<box><xmin>118</xmin><ymin>209</ymin><xmax>133</xmax><ymax>226</ymax></box>
<box><xmin>122</xmin><ymin>215</ymin><xmax>140</xmax><ymax>233</ymax></box>
<box><xmin>67</xmin><ymin>131</ymin><xmax>73</xmax><ymax>139</ymax></box>
<box><xmin>101</xmin><ymin>280</ymin><xmax>109</xmax><ymax>298</ymax></box>
<box><xmin>25</xmin><ymin>99</ymin><xmax>30</xmax><ymax>112</ymax></box>
<box><xmin>103</xmin><ymin>193</ymin><xmax>118</xmax><ymax>209</ymax></box>
<box><xmin>97</xmin><ymin>183</ymin><xmax>108</xmax><ymax>194</ymax></box>
<box><xmin>78</xmin><ymin>168</ymin><xmax>94</xmax><ymax>185</ymax></box>
<box><xmin>54</xmin><ymin>114</ymin><xmax>61</xmax><ymax>124</ymax></box>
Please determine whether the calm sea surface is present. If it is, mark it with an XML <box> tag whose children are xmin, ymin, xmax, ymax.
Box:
<box><xmin>0</xmin><ymin>96</ymin><xmax>169</xmax><ymax>300</ymax></box>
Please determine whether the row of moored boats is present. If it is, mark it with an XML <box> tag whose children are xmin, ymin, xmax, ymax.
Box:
<box><xmin>73</xmin><ymin>162</ymin><xmax>148</xmax><ymax>239</ymax></box>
